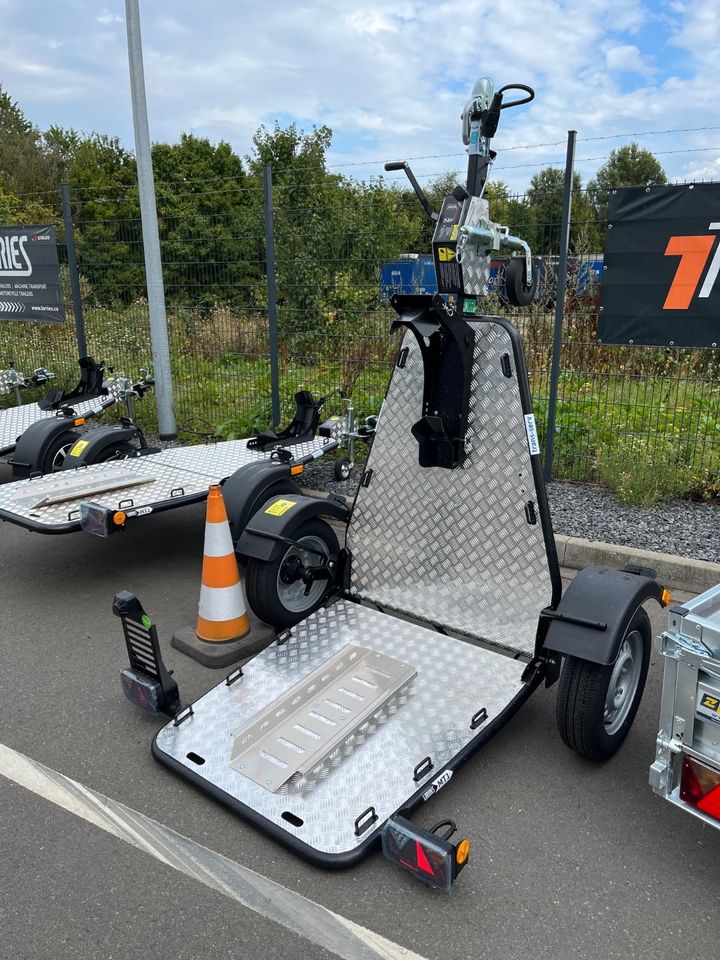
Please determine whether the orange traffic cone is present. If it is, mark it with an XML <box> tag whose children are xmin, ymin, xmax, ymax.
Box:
<box><xmin>171</xmin><ymin>485</ymin><xmax>271</xmax><ymax>667</ymax></box>
<box><xmin>196</xmin><ymin>485</ymin><xmax>250</xmax><ymax>643</ymax></box>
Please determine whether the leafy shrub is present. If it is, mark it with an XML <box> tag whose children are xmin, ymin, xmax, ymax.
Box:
<box><xmin>595</xmin><ymin>437</ymin><xmax>695</xmax><ymax>506</ymax></box>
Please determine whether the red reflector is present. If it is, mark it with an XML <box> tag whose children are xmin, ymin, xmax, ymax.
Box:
<box><xmin>681</xmin><ymin>755</ymin><xmax>720</xmax><ymax>821</ymax></box>
<box><xmin>416</xmin><ymin>841</ymin><xmax>434</xmax><ymax>876</ymax></box>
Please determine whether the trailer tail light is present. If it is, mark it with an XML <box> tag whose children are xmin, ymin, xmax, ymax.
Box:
<box><xmin>121</xmin><ymin>668</ymin><xmax>164</xmax><ymax>716</ymax></box>
<box><xmin>381</xmin><ymin>815</ymin><xmax>470</xmax><ymax>892</ymax></box>
<box><xmin>680</xmin><ymin>755</ymin><xmax>720</xmax><ymax>820</ymax></box>
<box><xmin>79</xmin><ymin>501</ymin><xmax>113</xmax><ymax>537</ymax></box>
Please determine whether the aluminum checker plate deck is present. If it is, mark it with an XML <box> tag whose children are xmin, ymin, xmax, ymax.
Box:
<box><xmin>349</xmin><ymin>320</ymin><xmax>556</xmax><ymax>657</ymax></box>
<box><xmin>154</xmin><ymin>599</ymin><xmax>526</xmax><ymax>858</ymax></box>
<box><xmin>0</xmin><ymin>436</ymin><xmax>335</xmax><ymax>530</ymax></box>
<box><xmin>0</xmin><ymin>396</ymin><xmax>105</xmax><ymax>455</ymax></box>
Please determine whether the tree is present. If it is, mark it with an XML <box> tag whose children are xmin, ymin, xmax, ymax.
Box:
<box><xmin>45</xmin><ymin>130</ymin><xmax>142</xmax><ymax>303</ymax></box>
<box><xmin>152</xmin><ymin>134</ymin><xmax>253</xmax><ymax>306</ymax></box>
<box><xmin>588</xmin><ymin>143</ymin><xmax>667</xmax><ymax>218</ymax></box>
<box><xmin>0</xmin><ymin>85</ymin><xmax>65</xmax><ymax>198</ymax></box>
<box><xmin>526</xmin><ymin>167</ymin><xmax>587</xmax><ymax>254</ymax></box>
<box><xmin>246</xmin><ymin>123</ymin><xmax>420</xmax><ymax>348</ymax></box>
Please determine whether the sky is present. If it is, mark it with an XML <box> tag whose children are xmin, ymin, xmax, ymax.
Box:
<box><xmin>1</xmin><ymin>0</ymin><xmax>719</xmax><ymax>192</ymax></box>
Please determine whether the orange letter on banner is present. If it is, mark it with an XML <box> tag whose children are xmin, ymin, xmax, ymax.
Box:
<box><xmin>663</xmin><ymin>235</ymin><xmax>715</xmax><ymax>310</ymax></box>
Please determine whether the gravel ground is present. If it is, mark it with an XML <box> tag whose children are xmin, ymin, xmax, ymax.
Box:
<box><xmin>300</xmin><ymin>456</ymin><xmax>720</xmax><ymax>564</ymax></box>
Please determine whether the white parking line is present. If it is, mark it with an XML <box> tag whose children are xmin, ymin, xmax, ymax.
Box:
<box><xmin>0</xmin><ymin>742</ymin><xmax>428</xmax><ymax>960</ymax></box>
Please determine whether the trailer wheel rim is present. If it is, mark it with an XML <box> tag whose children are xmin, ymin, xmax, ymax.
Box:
<box><xmin>276</xmin><ymin>535</ymin><xmax>329</xmax><ymax>614</ymax></box>
<box><xmin>604</xmin><ymin>629</ymin><xmax>643</xmax><ymax>736</ymax></box>
<box><xmin>51</xmin><ymin>441</ymin><xmax>74</xmax><ymax>471</ymax></box>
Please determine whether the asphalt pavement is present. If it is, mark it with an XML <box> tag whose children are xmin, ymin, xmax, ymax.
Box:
<box><xmin>0</xmin><ymin>470</ymin><xmax>718</xmax><ymax>960</ymax></box>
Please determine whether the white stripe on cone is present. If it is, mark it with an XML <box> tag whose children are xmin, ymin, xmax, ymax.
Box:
<box><xmin>202</xmin><ymin>520</ymin><xmax>236</xmax><ymax>558</ymax></box>
<box><xmin>198</xmin><ymin>582</ymin><xmax>248</xmax><ymax>622</ymax></box>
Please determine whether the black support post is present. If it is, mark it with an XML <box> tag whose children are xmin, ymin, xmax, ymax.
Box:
<box><xmin>543</xmin><ymin>130</ymin><xmax>577</xmax><ymax>483</ymax></box>
<box><xmin>263</xmin><ymin>164</ymin><xmax>281</xmax><ymax>427</ymax></box>
<box><xmin>60</xmin><ymin>182</ymin><xmax>87</xmax><ymax>358</ymax></box>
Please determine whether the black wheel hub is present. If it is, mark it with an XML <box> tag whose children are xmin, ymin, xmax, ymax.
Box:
<box><xmin>279</xmin><ymin>555</ymin><xmax>305</xmax><ymax>585</ymax></box>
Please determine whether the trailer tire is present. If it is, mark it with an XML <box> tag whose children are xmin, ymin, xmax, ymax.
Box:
<box><xmin>555</xmin><ymin>607</ymin><xmax>651</xmax><ymax>761</ymax></box>
<box><xmin>505</xmin><ymin>257</ymin><xmax>538</xmax><ymax>307</ymax></box>
<box><xmin>41</xmin><ymin>429</ymin><xmax>82</xmax><ymax>473</ymax></box>
<box><xmin>246</xmin><ymin>518</ymin><xmax>339</xmax><ymax>629</ymax></box>
<box><xmin>89</xmin><ymin>441</ymin><xmax>137</xmax><ymax>464</ymax></box>
<box><xmin>334</xmin><ymin>456</ymin><xmax>352</xmax><ymax>481</ymax></box>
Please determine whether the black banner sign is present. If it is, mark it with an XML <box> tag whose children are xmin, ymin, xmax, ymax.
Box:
<box><xmin>598</xmin><ymin>183</ymin><xmax>720</xmax><ymax>348</ymax></box>
<box><xmin>0</xmin><ymin>224</ymin><xmax>66</xmax><ymax>323</ymax></box>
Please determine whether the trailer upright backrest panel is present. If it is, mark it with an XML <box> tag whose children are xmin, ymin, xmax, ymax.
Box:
<box><xmin>348</xmin><ymin>321</ymin><xmax>558</xmax><ymax>656</ymax></box>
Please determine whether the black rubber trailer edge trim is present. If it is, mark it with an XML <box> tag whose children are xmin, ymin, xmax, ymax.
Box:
<box><xmin>395</xmin><ymin>668</ymin><xmax>542</xmax><ymax>820</ymax></box>
<box><xmin>483</xmin><ymin>316</ymin><xmax>563</xmax><ymax>613</ymax></box>
<box><xmin>150</xmin><ymin>668</ymin><xmax>541</xmax><ymax>869</ymax></box>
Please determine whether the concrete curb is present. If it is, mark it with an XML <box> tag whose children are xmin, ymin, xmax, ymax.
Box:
<box><xmin>555</xmin><ymin>534</ymin><xmax>720</xmax><ymax>596</ymax></box>
<box><xmin>301</xmin><ymin>487</ymin><xmax>720</xmax><ymax>596</ymax></box>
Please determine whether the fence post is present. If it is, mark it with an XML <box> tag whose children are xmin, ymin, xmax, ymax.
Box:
<box><xmin>263</xmin><ymin>163</ymin><xmax>281</xmax><ymax>427</ymax></box>
<box><xmin>543</xmin><ymin>130</ymin><xmax>577</xmax><ymax>483</ymax></box>
<box><xmin>125</xmin><ymin>0</ymin><xmax>177</xmax><ymax>438</ymax></box>
<box><xmin>59</xmin><ymin>183</ymin><xmax>87</xmax><ymax>358</ymax></box>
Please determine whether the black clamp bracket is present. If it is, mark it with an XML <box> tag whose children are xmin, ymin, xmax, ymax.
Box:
<box><xmin>390</xmin><ymin>294</ymin><xmax>475</xmax><ymax>470</ymax></box>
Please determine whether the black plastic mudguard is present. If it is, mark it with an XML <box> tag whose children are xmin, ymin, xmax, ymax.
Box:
<box><xmin>9</xmin><ymin>417</ymin><xmax>79</xmax><ymax>478</ymax></box>
<box><xmin>236</xmin><ymin>493</ymin><xmax>350</xmax><ymax>562</ymax></box>
<box><xmin>221</xmin><ymin>460</ymin><xmax>301</xmax><ymax>543</ymax></box>
<box><xmin>59</xmin><ymin>425</ymin><xmax>139</xmax><ymax>468</ymax></box>
<box><xmin>542</xmin><ymin>566</ymin><xmax>664</xmax><ymax>666</ymax></box>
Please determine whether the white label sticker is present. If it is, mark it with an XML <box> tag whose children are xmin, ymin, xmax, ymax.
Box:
<box><xmin>524</xmin><ymin>414</ymin><xmax>540</xmax><ymax>457</ymax></box>
<box><xmin>128</xmin><ymin>506</ymin><xmax>153</xmax><ymax>517</ymax></box>
<box><xmin>422</xmin><ymin>769</ymin><xmax>453</xmax><ymax>801</ymax></box>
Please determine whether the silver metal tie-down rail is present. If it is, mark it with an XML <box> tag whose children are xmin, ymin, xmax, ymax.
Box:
<box><xmin>230</xmin><ymin>644</ymin><xmax>417</xmax><ymax>794</ymax></box>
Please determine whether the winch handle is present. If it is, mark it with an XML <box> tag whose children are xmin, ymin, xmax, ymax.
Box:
<box><xmin>384</xmin><ymin>161</ymin><xmax>439</xmax><ymax>222</ymax></box>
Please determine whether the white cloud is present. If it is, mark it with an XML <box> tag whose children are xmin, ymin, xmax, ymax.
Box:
<box><xmin>0</xmin><ymin>0</ymin><xmax>717</xmax><ymax>190</ymax></box>
<box><xmin>95</xmin><ymin>10</ymin><xmax>122</xmax><ymax>26</ymax></box>
<box><xmin>605</xmin><ymin>44</ymin><xmax>655</xmax><ymax>77</ymax></box>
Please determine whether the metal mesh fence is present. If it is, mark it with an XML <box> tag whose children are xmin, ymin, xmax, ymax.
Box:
<box><xmin>0</xmin><ymin>173</ymin><xmax>718</xmax><ymax>498</ymax></box>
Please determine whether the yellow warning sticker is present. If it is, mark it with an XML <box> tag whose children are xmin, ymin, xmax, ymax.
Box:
<box><xmin>265</xmin><ymin>498</ymin><xmax>297</xmax><ymax>517</ymax></box>
<box><xmin>438</xmin><ymin>247</ymin><xmax>455</xmax><ymax>262</ymax></box>
<box><xmin>450</xmin><ymin>224</ymin><xmax>459</xmax><ymax>241</ymax></box>
<box><xmin>69</xmin><ymin>439</ymin><xmax>89</xmax><ymax>457</ymax></box>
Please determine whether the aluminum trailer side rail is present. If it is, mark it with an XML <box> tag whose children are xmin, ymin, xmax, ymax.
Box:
<box><xmin>0</xmin><ymin>436</ymin><xmax>338</xmax><ymax>535</ymax></box>
<box><xmin>0</xmin><ymin>396</ymin><xmax>111</xmax><ymax>457</ymax></box>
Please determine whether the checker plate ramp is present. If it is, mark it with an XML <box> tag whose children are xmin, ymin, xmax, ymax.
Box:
<box><xmin>0</xmin><ymin>397</ymin><xmax>103</xmax><ymax>455</ymax></box>
<box><xmin>0</xmin><ymin>436</ymin><xmax>334</xmax><ymax>530</ymax></box>
<box><xmin>229</xmin><ymin>645</ymin><xmax>417</xmax><ymax>793</ymax></box>
<box><xmin>348</xmin><ymin>320</ymin><xmax>555</xmax><ymax>656</ymax></box>
<box><xmin>154</xmin><ymin>600</ymin><xmax>525</xmax><ymax>856</ymax></box>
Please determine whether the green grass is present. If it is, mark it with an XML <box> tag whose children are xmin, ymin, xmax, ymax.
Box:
<box><xmin>2</xmin><ymin>303</ymin><xmax>718</xmax><ymax>504</ymax></box>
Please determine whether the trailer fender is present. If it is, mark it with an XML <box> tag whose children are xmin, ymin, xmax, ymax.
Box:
<box><xmin>542</xmin><ymin>566</ymin><xmax>665</xmax><ymax>666</ymax></box>
<box><xmin>10</xmin><ymin>417</ymin><xmax>82</xmax><ymax>478</ymax></box>
<box><xmin>59</xmin><ymin>425</ymin><xmax>139</xmax><ymax>468</ymax></box>
<box><xmin>236</xmin><ymin>494</ymin><xmax>350</xmax><ymax>562</ymax></box>
<box><xmin>220</xmin><ymin>460</ymin><xmax>302</xmax><ymax>543</ymax></box>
